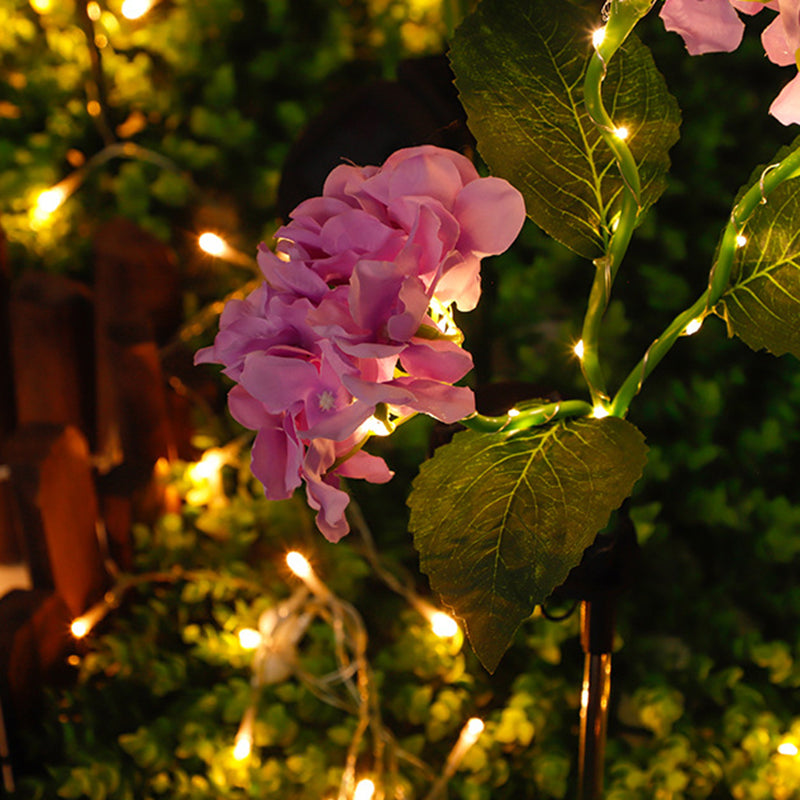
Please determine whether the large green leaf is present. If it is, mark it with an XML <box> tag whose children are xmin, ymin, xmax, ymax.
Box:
<box><xmin>714</xmin><ymin>150</ymin><xmax>800</xmax><ymax>359</ymax></box>
<box><xmin>450</xmin><ymin>0</ymin><xmax>680</xmax><ymax>259</ymax></box>
<box><xmin>408</xmin><ymin>417</ymin><xmax>647</xmax><ymax>672</ymax></box>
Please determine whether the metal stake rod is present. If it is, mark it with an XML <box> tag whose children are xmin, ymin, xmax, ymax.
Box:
<box><xmin>577</xmin><ymin>594</ymin><xmax>616</xmax><ymax>800</ymax></box>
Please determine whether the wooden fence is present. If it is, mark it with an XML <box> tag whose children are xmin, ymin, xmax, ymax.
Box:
<box><xmin>0</xmin><ymin>219</ymin><xmax>213</xmax><ymax>792</ymax></box>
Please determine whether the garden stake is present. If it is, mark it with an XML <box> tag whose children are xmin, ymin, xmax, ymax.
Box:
<box><xmin>578</xmin><ymin>594</ymin><xmax>615</xmax><ymax>800</ymax></box>
<box><xmin>555</xmin><ymin>511</ymin><xmax>638</xmax><ymax>800</ymax></box>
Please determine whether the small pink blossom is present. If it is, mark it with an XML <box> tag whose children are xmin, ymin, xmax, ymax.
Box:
<box><xmin>196</xmin><ymin>145</ymin><xmax>526</xmax><ymax>540</ymax></box>
<box><xmin>660</xmin><ymin>0</ymin><xmax>800</xmax><ymax>124</ymax></box>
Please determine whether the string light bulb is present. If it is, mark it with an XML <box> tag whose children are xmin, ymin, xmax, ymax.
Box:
<box><xmin>424</xmin><ymin>717</ymin><xmax>485</xmax><ymax>799</ymax></box>
<box><xmin>198</xmin><ymin>231</ymin><xmax>228</xmax><ymax>257</ymax></box>
<box><xmin>31</xmin><ymin>185</ymin><xmax>67</xmax><ymax>226</ymax></box>
<box><xmin>778</xmin><ymin>741</ymin><xmax>799</xmax><ymax>756</ymax></box>
<box><xmin>463</xmin><ymin>717</ymin><xmax>485</xmax><ymax>745</ymax></box>
<box><xmin>353</xmin><ymin>779</ymin><xmax>376</xmax><ymax>800</ymax></box>
<box><xmin>70</xmin><ymin>598</ymin><xmax>112</xmax><ymax>638</ymax></box>
<box><xmin>592</xmin><ymin>404</ymin><xmax>610</xmax><ymax>419</ymax></box>
<box><xmin>430</xmin><ymin>611</ymin><xmax>459</xmax><ymax>638</ymax></box>
<box><xmin>573</xmin><ymin>340</ymin><xmax>585</xmax><ymax>360</ymax></box>
<box><xmin>735</xmin><ymin>233</ymin><xmax>748</xmax><ymax>247</ymax></box>
<box><xmin>233</xmin><ymin>706</ymin><xmax>256</xmax><ymax>761</ymax></box>
<box><xmin>592</xmin><ymin>26</ymin><xmax>606</xmax><ymax>48</ymax></box>
<box><xmin>70</xmin><ymin>617</ymin><xmax>91</xmax><ymax>638</ymax></box>
<box><xmin>121</xmin><ymin>0</ymin><xmax>155</xmax><ymax>19</ymax></box>
<box><xmin>683</xmin><ymin>318</ymin><xmax>703</xmax><ymax>336</ymax></box>
<box><xmin>286</xmin><ymin>551</ymin><xmax>312</xmax><ymax>580</ymax></box>
<box><xmin>238</xmin><ymin>628</ymin><xmax>261</xmax><ymax>650</ymax></box>
<box><xmin>233</xmin><ymin>730</ymin><xmax>252</xmax><ymax>761</ymax></box>
<box><xmin>188</xmin><ymin>449</ymin><xmax>224</xmax><ymax>482</ymax></box>
<box><xmin>613</xmin><ymin>126</ymin><xmax>629</xmax><ymax>140</ymax></box>
<box><xmin>197</xmin><ymin>231</ymin><xmax>257</xmax><ymax>268</ymax></box>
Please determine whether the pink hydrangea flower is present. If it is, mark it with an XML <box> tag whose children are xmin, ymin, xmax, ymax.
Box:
<box><xmin>660</xmin><ymin>0</ymin><xmax>800</xmax><ymax>124</ymax></box>
<box><xmin>196</xmin><ymin>145</ymin><xmax>526</xmax><ymax>541</ymax></box>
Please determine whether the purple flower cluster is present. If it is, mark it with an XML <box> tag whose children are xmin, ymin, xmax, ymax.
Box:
<box><xmin>660</xmin><ymin>0</ymin><xmax>800</xmax><ymax>125</ymax></box>
<box><xmin>196</xmin><ymin>146</ymin><xmax>525</xmax><ymax>541</ymax></box>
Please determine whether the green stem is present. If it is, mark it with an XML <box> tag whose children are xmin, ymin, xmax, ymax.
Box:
<box><xmin>610</xmin><ymin>291</ymin><xmax>709</xmax><ymax>417</ymax></box>
<box><xmin>577</xmin><ymin>1</ymin><xmax>651</xmax><ymax>406</ymax></box>
<box><xmin>611</xmin><ymin>142</ymin><xmax>800</xmax><ymax>417</ymax></box>
<box><xmin>463</xmin><ymin>399</ymin><xmax>594</xmax><ymax>433</ymax></box>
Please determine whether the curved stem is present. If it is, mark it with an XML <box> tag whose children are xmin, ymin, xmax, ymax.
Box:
<box><xmin>463</xmin><ymin>399</ymin><xmax>594</xmax><ymax>433</ymax></box>
<box><xmin>611</xmin><ymin>141</ymin><xmax>800</xmax><ymax>417</ymax></box>
<box><xmin>578</xmin><ymin>1</ymin><xmax>650</xmax><ymax>406</ymax></box>
<box><xmin>610</xmin><ymin>292</ymin><xmax>709</xmax><ymax>417</ymax></box>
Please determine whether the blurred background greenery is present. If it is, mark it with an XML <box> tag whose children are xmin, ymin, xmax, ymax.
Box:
<box><xmin>4</xmin><ymin>0</ymin><xmax>800</xmax><ymax>797</ymax></box>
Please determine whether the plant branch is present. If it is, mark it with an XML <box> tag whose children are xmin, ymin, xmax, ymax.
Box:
<box><xmin>463</xmin><ymin>399</ymin><xmax>594</xmax><ymax>433</ymax></box>
<box><xmin>578</xmin><ymin>0</ymin><xmax>650</xmax><ymax>405</ymax></box>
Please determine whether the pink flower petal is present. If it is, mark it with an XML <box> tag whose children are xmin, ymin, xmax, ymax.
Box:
<box><xmin>335</xmin><ymin>450</ymin><xmax>394</xmax><ymax>483</ymax></box>
<box><xmin>730</xmin><ymin>0</ymin><xmax>776</xmax><ymax>15</ymax></box>
<box><xmin>454</xmin><ymin>176</ymin><xmax>526</xmax><ymax>256</ymax></box>
<box><xmin>251</xmin><ymin>420</ymin><xmax>304</xmax><ymax>500</ymax></box>
<box><xmin>302</xmin><ymin>399</ymin><xmax>375</xmax><ymax>441</ymax></box>
<box><xmin>660</xmin><ymin>0</ymin><xmax>745</xmax><ymax>53</ymax></box>
<box><xmin>391</xmin><ymin>377</ymin><xmax>476</xmax><ymax>423</ymax></box>
<box><xmin>240</xmin><ymin>352</ymin><xmax>318</xmax><ymax>413</ymax></box>
<box><xmin>762</xmin><ymin>13</ymin><xmax>797</xmax><ymax>64</ymax></box>
<box><xmin>257</xmin><ymin>246</ymin><xmax>328</xmax><ymax>300</ymax></box>
<box><xmin>434</xmin><ymin>253</ymin><xmax>483</xmax><ymax>312</ymax></box>
<box><xmin>320</xmin><ymin>209</ymin><xmax>400</xmax><ymax>257</ymax></box>
<box><xmin>400</xmin><ymin>339</ymin><xmax>474</xmax><ymax>383</ymax></box>
<box><xmin>769</xmin><ymin>71</ymin><xmax>800</xmax><ymax>124</ymax></box>
<box><xmin>227</xmin><ymin>384</ymin><xmax>269</xmax><ymax>430</ymax></box>
<box><xmin>323</xmin><ymin>163</ymin><xmax>379</xmax><ymax>199</ymax></box>
<box><xmin>303</xmin><ymin>440</ymin><xmax>351</xmax><ymax>542</ymax></box>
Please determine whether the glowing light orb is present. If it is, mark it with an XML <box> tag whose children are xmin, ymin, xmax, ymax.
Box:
<box><xmin>121</xmin><ymin>0</ymin><xmax>154</xmax><ymax>19</ymax></box>
<box><xmin>430</xmin><ymin>612</ymin><xmax>459</xmax><ymax>638</ymax></box>
<box><xmin>286</xmin><ymin>551</ymin><xmax>312</xmax><ymax>579</ymax></box>
<box><xmin>198</xmin><ymin>232</ymin><xmax>227</xmax><ymax>257</ymax></box>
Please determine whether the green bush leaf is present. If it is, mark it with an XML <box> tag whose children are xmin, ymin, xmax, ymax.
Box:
<box><xmin>715</xmin><ymin>142</ymin><xmax>800</xmax><ymax>359</ymax></box>
<box><xmin>450</xmin><ymin>0</ymin><xmax>680</xmax><ymax>258</ymax></box>
<box><xmin>408</xmin><ymin>417</ymin><xmax>647</xmax><ymax>672</ymax></box>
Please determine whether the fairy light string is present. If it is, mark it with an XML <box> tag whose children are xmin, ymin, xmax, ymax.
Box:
<box><xmin>609</xmin><ymin>143</ymin><xmax>800</xmax><ymax>417</ymax></box>
<box><xmin>64</xmin><ymin>446</ymin><xmax>482</xmax><ymax>800</ymax></box>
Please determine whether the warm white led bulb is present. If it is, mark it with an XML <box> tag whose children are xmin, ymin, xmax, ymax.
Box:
<box><xmin>353</xmin><ymin>779</ymin><xmax>376</xmax><ymax>800</ymax></box>
<box><xmin>70</xmin><ymin>617</ymin><xmax>90</xmax><ymax>638</ymax></box>
<box><xmin>684</xmin><ymin>318</ymin><xmax>703</xmax><ymax>336</ymax></box>
<box><xmin>198</xmin><ymin>232</ymin><xmax>227</xmax><ymax>257</ymax></box>
<box><xmin>35</xmin><ymin>186</ymin><xmax>66</xmax><ymax>215</ymax></box>
<box><xmin>592</xmin><ymin>26</ymin><xmax>606</xmax><ymax>48</ymax></box>
<box><xmin>286</xmin><ymin>551</ymin><xmax>312</xmax><ymax>579</ymax></box>
<box><xmin>465</xmin><ymin>717</ymin><xmax>485</xmax><ymax>741</ymax></box>
<box><xmin>431</xmin><ymin>612</ymin><xmax>459</xmax><ymax>638</ymax></box>
<box><xmin>238</xmin><ymin>628</ymin><xmax>261</xmax><ymax>650</ymax></box>
<box><xmin>573</xmin><ymin>340</ymin><xmax>585</xmax><ymax>360</ymax></box>
<box><xmin>592</xmin><ymin>404</ymin><xmax>610</xmax><ymax>419</ymax></box>
<box><xmin>233</xmin><ymin>732</ymin><xmax>252</xmax><ymax>761</ymax></box>
<box><xmin>778</xmin><ymin>742</ymin><xmax>799</xmax><ymax>756</ymax></box>
<box><xmin>735</xmin><ymin>234</ymin><xmax>747</xmax><ymax>248</ymax></box>
<box><xmin>613</xmin><ymin>126</ymin><xmax>629</xmax><ymax>140</ymax></box>
<box><xmin>121</xmin><ymin>0</ymin><xmax>154</xmax><ymax>19</ymax></box>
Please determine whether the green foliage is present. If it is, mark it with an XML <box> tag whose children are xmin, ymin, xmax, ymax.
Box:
<box><xmin>409</xmin><ymin>418</ymin><xmax>647</xmax><ymax>671</ymax></box>
<box><xmin>9</xmin><ymin>1</ymin><xmax>800</xmax><ymax>798</ymax></box>
<box><xmin>716</xmin><ymin>139</ymin><xmax>800</xmax><ymax>359</ymax></box>
<box><xmin>450</xmin><ymin>0</ymin><xmax>680</xmax><ymax>259</ymax></box>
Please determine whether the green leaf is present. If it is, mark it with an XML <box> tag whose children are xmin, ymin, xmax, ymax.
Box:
<box><xmin>450</xmin><ymin>0</ymin><xmax>680</xmax><ymax>258</ymax></box>
<box><xmin>714</xmin><ymin>142</ymin><xmax>800</xmax><ymax>359</ymax></box>
<box><xmin>408</xmin><ymin>417</ymin><xmax>647</xmax><ymax>672</ymax></box>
